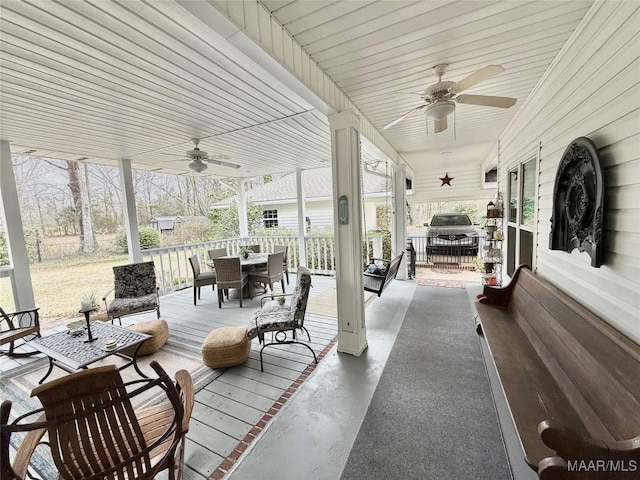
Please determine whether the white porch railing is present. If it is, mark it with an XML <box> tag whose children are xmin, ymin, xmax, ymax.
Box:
<box><xmin>143</xmin><ymin>234</ymin><xmax>382</xmax><ymax>295</ymax></box>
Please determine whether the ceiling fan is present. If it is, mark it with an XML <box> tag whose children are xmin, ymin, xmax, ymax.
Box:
<box><xmin>383</xmin><ymin>64</ymin><xmax>517</xmax><ymax>134</ymax></box>
<box><xmin>172</xmin><ymin>138</ymin><xmax>240</xmax><ymax>172</ymax></box>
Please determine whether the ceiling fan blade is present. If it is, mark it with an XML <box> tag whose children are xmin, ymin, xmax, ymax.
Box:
<box><xmin>434</xmin><ymin>116</ymin><xmax>448</xmax><ymax>134</ymax></box>
<box><xmin>383</xmin><ymin>104</ymin><xmax>426</xmax><ymax>130</ymax></box>
<box><xmin>206</xmin><ymin>158</ymin><xmax>241</xmax><ymax>169</ymax></box>
<box><xmin>210</xmin><ymin>154</ymin><xmax>231</xmax><ymax>160</ymax></box>
<box><xmin>456</xmin><ymin>94</ymin><xmax>516</xmax><ymax>108</ymax></box>
<box><xmin>449</xmin><ymin>65</ymin><xmax>504</xmax><ymax>93</ymax></box>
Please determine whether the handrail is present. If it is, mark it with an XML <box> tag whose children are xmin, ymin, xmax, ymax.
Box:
<box><xmin>143</xmin><ymin>234</ymin><xmax>382</xmax><ymax>295</ymax></box>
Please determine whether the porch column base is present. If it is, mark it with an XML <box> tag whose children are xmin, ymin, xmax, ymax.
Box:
<box><xmin>337</xmin><ymin>328</ymin><xmax>368</xmax><ymax>356</ymax></box>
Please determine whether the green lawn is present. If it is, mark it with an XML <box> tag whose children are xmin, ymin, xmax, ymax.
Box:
<box><xmin>1</xmin><ymin>253</ymin><xmax>130</xmax><ymax>326</ymax></box>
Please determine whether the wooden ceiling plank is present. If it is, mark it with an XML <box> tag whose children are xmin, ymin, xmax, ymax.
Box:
<box><xmin>1</xmin><ymin>4</ymin><xmax>279</xmax><ymax>124</ymax></box>
<box><xmin>320</xmin><ymin>2</ymin><xmax>588</xmax><ymax>73</ymax></box>
<box><xmin>0</xmin><ymin>32</ymin><xmax>258</xmax><ymax>131</ymax></box>
<box><xmin>285</xmin><ymin>0</ymin><xmax>381</xmax><ymax>38</ymax></box>
<box><xmin>334</xmin><ymin>7</ymin><xmax>585</xmax><ymax>88</ymax></box>
<box><xmin>101</xmin><ymin>0</ymin><xmax>309</xmax><ymax>114</ymax></box>
<box><xmin>306</xmin><ymin>1</ymin><xmax>492</xmax><ymax>60</ymax></box>
<box><xmin>0</xmin><ymin>65</ymin><xmax>204</xmax><ymax>137</ymax></box>
<box><xmin>18</xmin><ymin>0</ymin><xmax>298</xmax><ymax>119</ymax></box>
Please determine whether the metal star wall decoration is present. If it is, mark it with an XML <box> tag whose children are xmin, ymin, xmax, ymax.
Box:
<box><xmin>439</xmin><ymin>173</ymin><xmax>454</xmax><ymax>187</ymax></box>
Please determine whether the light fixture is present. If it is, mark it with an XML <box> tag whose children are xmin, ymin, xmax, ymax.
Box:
<box><xmin>186</xmin><ymin>138</ymin><xmax>209</xmax><ymax>160</ymax></box>
<box><xmin>426</xmin><ymin>100</ymin><xmax>455</xmax><ymax>120</ymax></box>
<box><xmin>188</xmin><ymin>159</ymin><xmax>207</xmax><ymax>173</ymax></box>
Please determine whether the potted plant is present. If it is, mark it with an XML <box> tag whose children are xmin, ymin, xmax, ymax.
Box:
<box><xmin>277</xmin><ymin>294</ymin><xmax>286</xmax><ymax>306</ymax></box>
<box><xmin>239</xmin><ymin>247</ymin><xmax>252</xmax><ymax>260</ymax></box>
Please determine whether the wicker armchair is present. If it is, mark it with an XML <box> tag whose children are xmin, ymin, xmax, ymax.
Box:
<box><xmin>188</xmin><ymin>256</ymin><xmax>217</xmax><ymax>305</ymax></box>
<box><xmin>273</xmin><ymin>244</ymin><xmax>290</xmax><ymax>285</ymax></box>
<box><xmin>208</xmin><ymin>247</ymin><xmax>227</xmax><ymax>260</ymax></box>
<box><xmin>249</xmin><ymin>251</ymin><xmax>286</xmax><ymax>295</ymax></box>
<box><xmin>0</xmin><ymin>306</ymin><xmax>40</xmax><ymax>356</ymax></box>
<box><xmin>1</xmin><ymin>361</ymin><xmax>194</xmax><ymax>480</ymax></box>
<box><xmin>212</xmin><ymin>257</ymin><xmax>252</xmax><ymax>308</ymax></box>
<box><xmin>246</xmin><ymin>244</ymin><xmax>261</xmax><ymax>253</ymax></box>
<box><xmin>247</xmin><ymin>266</ymin><xmax>316</xmax><ymax>371</ymax></box>
<box><xmin>103</xmin><ymin>261</ymin><xmax>160</xmax><ymax>324</ymax></box>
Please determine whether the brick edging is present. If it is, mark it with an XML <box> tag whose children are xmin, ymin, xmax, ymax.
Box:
<box><xmin>208</xmin><ymin>336</ymin><xmax>338</xmax><ymax>480</ymax></box>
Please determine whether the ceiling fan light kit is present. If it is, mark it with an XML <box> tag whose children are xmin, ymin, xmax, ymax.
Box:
<box><xmin>170</xmin><ymin>138</ymin><xmax>241</xmax><ymax>172</ymax></box>
<box><xmin>426</xmin><ymin>101</ymin><xmax>455</xmax><ymax>120</ymax></box>
<box><xmin>188</xmin><ymin>159</ymin><xmax>208</xmax><ymax>173</ymax></box>
<box><xmin>383</xmin><ymin>63</ymin><xmax>517</xmax><ymax>134</ymax></box>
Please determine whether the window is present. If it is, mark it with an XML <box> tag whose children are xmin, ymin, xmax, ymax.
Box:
<box><xmin>506</xmin><ymin>157</ymin><xmax>537</xmax><ymax>276</ymax></box>
<box><xmin>263</xmin><ymin>209</ymin><xmax>278</xmax><ymax>228</ymax></box>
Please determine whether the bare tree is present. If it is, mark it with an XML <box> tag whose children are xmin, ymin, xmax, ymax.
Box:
<box><xmin>62</xmin><ymin>160</ymin><xmax>97</xmax><ymax>253</ymax></box>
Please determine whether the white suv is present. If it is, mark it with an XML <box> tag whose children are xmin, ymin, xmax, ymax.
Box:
<box><xmin>425</xmin><ymin>213</ymin><xmax>479</xmax><ymax>256</ymax></box>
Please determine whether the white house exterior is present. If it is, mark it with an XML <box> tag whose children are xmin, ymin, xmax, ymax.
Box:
<box><xmin>487</xmin><ymin>2</ymin><xmax>639</xmax><ymax>344</ymax></box>
<box><xmin>212</xmin><ymin>167</ymin><xmax>390</xmax><ymax>232</ymax></box>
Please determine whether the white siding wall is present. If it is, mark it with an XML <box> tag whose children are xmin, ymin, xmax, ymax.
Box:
<box><xmin>493</xmin><ymin>1</ymin><xmax>640</xmax><ymax>342</ymax></box>
<box><xmin>260</xmin><ymin>200</ymin><xmax>379</xmax><ymax>232</ymax></box>
<box><xmin>402</xmin><ymin>151</ymin><xmax>496</xmax><ymax>202</ymax></box>
<box><xmin>260</xmin><ymin>201</ymin><xmax>335</xmax><ymax>232</ymax></box>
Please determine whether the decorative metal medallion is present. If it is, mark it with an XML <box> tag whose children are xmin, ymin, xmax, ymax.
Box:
<box><xmin>549</xmin><ymin>137</ymin><xmax>604</xmax><ymax>267</ymax></box>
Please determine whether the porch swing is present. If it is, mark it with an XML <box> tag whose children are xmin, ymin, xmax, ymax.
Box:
<box><xmin>361</xmin><ymin>158</ymin><xmax>405</xmax><ymax>297</ymax></box>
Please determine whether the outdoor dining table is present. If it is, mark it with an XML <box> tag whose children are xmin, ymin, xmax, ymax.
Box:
<box><xmin>206</xmin><ymin>253</ymin><xmax>269</xmax><ymax>298</ymax></box>
<box><xmin>206</xmin><ymin>253</ymin><xmax>269</xmax><ymax>269</ymax></box>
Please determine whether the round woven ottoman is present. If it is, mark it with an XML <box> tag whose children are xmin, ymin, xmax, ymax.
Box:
<box><xmin>202</xmin><ymin>326</ymin><xmax>250</xmax><ymax>368</ymax></box>
<box><xmin>123</xmin><ymin>319</ymin><xmax>169</xmax><ymax>356</ymax></box>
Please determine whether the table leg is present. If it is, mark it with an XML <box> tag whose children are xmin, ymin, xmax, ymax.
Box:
<box><xmin>38</xmin><ymin>358</ymin><xmax>55</xmax><ymax>384</ymax></box>
<box><xmin>116</xmin><ymin>343</ymin><xmax>148</xmax><ymax>379</ymax></box>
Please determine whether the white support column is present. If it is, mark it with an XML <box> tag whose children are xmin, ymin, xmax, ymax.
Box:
<box><xmin>119</xmin><ymin>159</ymin><xmax>142</xmax><ymax>263</ymax></box>
<box><xmin>295</xmin><ymin>168</ymin><xmax>307</xmax><ymax>268</ymax></box>
<box><xmin>237</xmin><ymin>178</ymin><xmax>248</xmax><ymax>239</ymax></box>
<box><xmin>0</xmin><ymin>141</ymin><xmax>36</xmax><ymax>310</ymax></box>
<box><xmin>330</xmin><ymin>111</ymin><xmax>367</xmax><ymax>356</ymax></box>
<box><xmin>392</xmin><ymin>164</ymin><xmax>408</xmax><ymax>280</ymax></box>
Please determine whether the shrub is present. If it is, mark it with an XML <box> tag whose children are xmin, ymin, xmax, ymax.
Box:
<box><xmin>0</xmin><ymin>231</ymin><xmax>7</xmax><ymax>266</ymax></box>
<box><xmin>115</xmin><ymin>226</ymin><xmax>161</xmax><ymax>253</ymax></box>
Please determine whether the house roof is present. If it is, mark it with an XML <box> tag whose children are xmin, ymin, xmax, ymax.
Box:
<box><xmin>213</xmin><ymin>168</ymin><xmax>390</xmax><ymax>207</ymax></box>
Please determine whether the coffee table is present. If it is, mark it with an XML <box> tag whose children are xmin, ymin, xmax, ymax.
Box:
<box><xmin>30</xmin><ymin>321</ymin><xmax>151</xmax><ymax>384</ymax></box>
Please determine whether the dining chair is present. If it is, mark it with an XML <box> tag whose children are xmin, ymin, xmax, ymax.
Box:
<box><xmin>273</xmin><ymin>244</ymin><xmax>290</xmax><ymax>285</ymax></box>
<box><xmin>188</xmin><ymin>256</ymin><xmax>217</xmax><ymax>306</ymax></box>
<box><xmin>1</xmin><ymin>361</ymin><xmax>194</xmax><ymax>480</ymax></box>
<box><xmin>212</xmin><ymin>257</ymin><xmax>252</xmax><ymax>308</ymax></box>
<box><xmin>249</xmin><ymin>251</ymin><xmax>286</xmax><ymax>295</ymax></box>
<box><xmin>103</xmin><ymin>261</ymin><xmax>160</xmax><ymax>324</ymax></box>
<box><xmin>246</xmin><ymin>244</ymin><xmax>261</xmax><ymax>253</ymax></box>
<box><xmin>208</xmin><ymin>247</ymin><xmax>227</xmax><ymax>260</ymax></box>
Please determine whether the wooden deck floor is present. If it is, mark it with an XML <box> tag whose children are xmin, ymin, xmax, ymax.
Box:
<box><xmin>2</xmin><ymin>274</ymin><xmax>343</xmax><ymax>479</ymax></box>
<box><xmin>129</xmin><ymin>274</ymin><xmax>340</xmax><ymax>479</ymax></box>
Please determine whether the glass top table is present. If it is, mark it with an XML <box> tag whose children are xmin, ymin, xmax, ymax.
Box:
<box><xmin>29</xmin><ymin>321</ymin><xmax>151</xmax><ymax>384</ymax></box>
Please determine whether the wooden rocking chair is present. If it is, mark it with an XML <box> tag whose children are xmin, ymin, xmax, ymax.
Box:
<box><xmin>1</xmin><ymin>361</ymin><xmax>194</xmax><ymax>480</ymax></box>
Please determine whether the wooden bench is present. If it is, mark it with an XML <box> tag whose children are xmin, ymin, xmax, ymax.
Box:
<box><xmin>476</xmin><ymin>265</ymin><xmax>640</xmax><ymax>479</ymax></box>
<box><xmin>363</xmin><ymin>251</ymin><xmax>404</xmax><ymax>297</ymax></box>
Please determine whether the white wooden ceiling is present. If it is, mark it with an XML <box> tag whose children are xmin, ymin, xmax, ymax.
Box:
<box><xmin>0</xmin><ymin>0</ymin><xmax>593</xmax><ymax>181</ymax></box>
